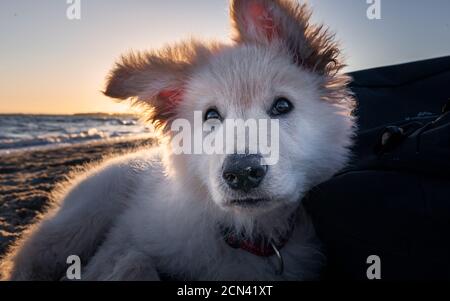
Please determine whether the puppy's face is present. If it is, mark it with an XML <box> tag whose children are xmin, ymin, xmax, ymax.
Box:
<box><xmin>104</xmin><ymin>0</ymin><xmax>355</xmax><ymax>216</ymax></box>
<box><xmin>180</xmin><ymin>44</ymin><xmax>353</xmax><ymax>214</ymax></box>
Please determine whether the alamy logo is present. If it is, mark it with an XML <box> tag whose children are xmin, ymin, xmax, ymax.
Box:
<box><xmin>366</xmin><ymin>0</ymin><xmax>382</xmax><ymax>20</ymax></box>
<box><xmin>66</xmin><ymin>0</ymin><xmax>81</xmax><ymax>20</ymax></box>
<box><xmin>66</xmin><ymin>255</ymin><xmax>81</xmax><ymax>280</ymax></box>
<box><xmin>366</xmin><ymin>255</ymin><xmax>381</xmax><ymax>280</ymax></box>
<box><xmin>171</xmin><ymin>111</ymin><xmax>280</xmax><ymax>165</ymax></box>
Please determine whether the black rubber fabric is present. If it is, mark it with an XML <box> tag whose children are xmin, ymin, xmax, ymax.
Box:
<box><xmin>303</xmin><ymin>56</ymin><xmax>450</xmax><ymax>280</ymax></box>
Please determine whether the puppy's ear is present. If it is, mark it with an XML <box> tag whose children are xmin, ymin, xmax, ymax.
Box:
<box><xmin>104</xmin><ymin>40</ymin><xmax>217</xmax><ymax>130</ymax></box>
<box><xmin>230</xmin><ymin>0</ymin><xmax>342</xmax><ymax>74</ymax></box>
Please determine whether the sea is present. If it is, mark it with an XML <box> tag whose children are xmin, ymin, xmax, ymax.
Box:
<box><xmin>0</xmin><ymin>114</ymin><xmax>153</xmax><ymax>154</ymax></box>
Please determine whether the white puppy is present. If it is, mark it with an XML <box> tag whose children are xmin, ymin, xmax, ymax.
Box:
<box><xmin>2</xmin><ymin>0</ymin><xmax>355</xmax><ymax>281</ymax></box>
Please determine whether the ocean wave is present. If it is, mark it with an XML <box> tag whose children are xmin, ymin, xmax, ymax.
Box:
<box><xmin>0</xmin><ymin>128</ymin><xmax>112</xmax><ymax>150</ymax></box>
<box><xmin>0</xmin><ymin>114</ymin><xmax>152</xmax><ymax>153</ymax></box>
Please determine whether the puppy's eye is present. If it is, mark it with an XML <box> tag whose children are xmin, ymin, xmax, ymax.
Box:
<box><xmin>204</xmin><ymin>108</ymin><xmax>222</xmax><ymax>121</ymax></box>
<box><xmin>270</xmin><ymin>98</ymin><xmax>293</xmax><ymax>116</ymax></box>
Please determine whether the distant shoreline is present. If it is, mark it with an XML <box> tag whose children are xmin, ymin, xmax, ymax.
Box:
<box><xmin>0</xmin><ymin>114</ymin><xmax>152</xmax><ymax>155</ymax></box>
<box><xmin>0</xmin><ymin>133</ymin><xmax>154</xmax><ymax>156</ymax></box>
<box><xmin>0</xmin><ymin>112</ymin><xmax>138</xmax><ymax>117</ymax></box>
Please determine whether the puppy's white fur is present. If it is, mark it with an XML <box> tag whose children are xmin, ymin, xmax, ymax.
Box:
<box><xmin>1</xmin><ymin>0</ymin><xmax>355</xmax><ymax>281</ymax></box>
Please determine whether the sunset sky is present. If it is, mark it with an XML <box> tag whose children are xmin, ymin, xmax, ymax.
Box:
<box><xmin>1</xmin><ymin>0</ymin><xmax>449</xmax><ymax>114</ymax></box>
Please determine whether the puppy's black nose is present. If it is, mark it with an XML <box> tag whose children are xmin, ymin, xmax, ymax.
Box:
<box><xmin>222</xmin><ymin>154</ymin><xmax>268</xmax><ymax>192</ymax></box>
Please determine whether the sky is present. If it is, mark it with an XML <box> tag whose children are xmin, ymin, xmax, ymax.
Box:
<box><xmin>0</xmin><ymin>0</ymin><xmax>449</xmax><ymax>114</ymax></box>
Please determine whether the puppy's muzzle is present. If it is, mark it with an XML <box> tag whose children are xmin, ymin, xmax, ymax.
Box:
<box><xmin>222</xmin><ymin>154</ymin><xmax>268</xmax><ymax>193</ymax></box>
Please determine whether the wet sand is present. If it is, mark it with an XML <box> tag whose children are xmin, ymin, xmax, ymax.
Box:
<box><xmin>0</xmin><ymin>138</ymin><xmax>153</xmax><ymax>262</ymax></box>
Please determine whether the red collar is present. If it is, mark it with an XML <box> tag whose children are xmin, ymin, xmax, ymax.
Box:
<box><xmin>220</xmin><ymin>222</ymin><xmax>295</xmax><ymax>257</ymax></box>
